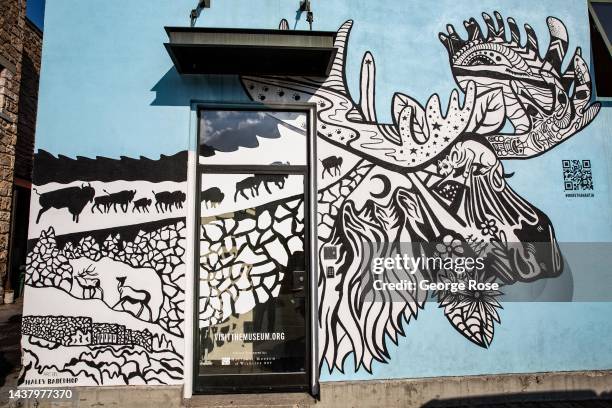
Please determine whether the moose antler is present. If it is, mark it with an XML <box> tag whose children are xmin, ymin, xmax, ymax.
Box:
<box><xmin>440</xmin><ymin>12</ymin><xmax>600</xmax><ymax>159</ymax></box>
<box><xmin>242</xmin><ymin>15</ymin><xmax>598</xmax><ymax>167</ymax></box>
<box><xmin>241</xmin><ymin>21</ymin><xmax>484</xmax><ymax>171</ymax></box>
<box><xmin>387</xmin><ymin>82</ymin><xmax>478</xmax><ymax>164</ymax></box>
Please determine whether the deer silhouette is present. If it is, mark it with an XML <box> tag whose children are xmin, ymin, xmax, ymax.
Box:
<box><xmin>75</xmin><ymin>264</ymin><xmax>103</xmax><ymax>299</ymax></box>
<box><xmin>113</xmin><ymin>276</ymin><xmax>153</xmax><ymax>320</ymax></box>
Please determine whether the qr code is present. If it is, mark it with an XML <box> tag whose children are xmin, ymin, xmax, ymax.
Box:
<box><xmin>563</xmin><ymin>160</ymin><xmax>593</xmax><ymax>191</ymax></box>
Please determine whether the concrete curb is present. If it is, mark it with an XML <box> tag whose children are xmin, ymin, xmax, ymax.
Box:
<box><xmin>4</xmin><ymin>370</ymin><xmax>612</xmax><ymax>408</ymax></box>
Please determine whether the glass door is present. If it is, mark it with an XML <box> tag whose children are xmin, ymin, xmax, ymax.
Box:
<box><xmin>194</xmin><ymin>109</ymin><xmax>311</xmax><ymax>393</ymax></box>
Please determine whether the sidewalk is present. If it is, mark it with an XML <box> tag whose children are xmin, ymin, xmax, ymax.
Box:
<box><xmin>0</xmin><ymin>299</ymin><xmax>23</xmax><ymax>407</ymax></box>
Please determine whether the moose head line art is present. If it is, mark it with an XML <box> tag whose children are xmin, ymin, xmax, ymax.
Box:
<box><xmin>226</xmin><ymin>12</ymin><xmax>600</xmax><ymax>373</ymax></box>
<box><xmin>25</xmin><ymin>11</ymin><xmax>601</xmax><ymax>379</ymax></box>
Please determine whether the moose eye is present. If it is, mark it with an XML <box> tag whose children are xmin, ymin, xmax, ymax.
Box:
<box><xmin>575</xmin><ymin>90</ymin><xmax>588</xmax><ymax>100</ymax></box>
<box><xmin>557</xmin><ymin>92</ymin><xmax>567</xmax><ymax>105</ymax></box>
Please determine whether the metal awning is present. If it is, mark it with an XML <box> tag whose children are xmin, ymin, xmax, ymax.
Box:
<box><xmin>164</xmin><ymin>27</ymin><xmax>337</xmax><ymax>76</ymax></box>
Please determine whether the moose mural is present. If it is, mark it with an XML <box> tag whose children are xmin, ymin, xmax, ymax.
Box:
<box><xmin>236</xmin><ymin>12</ymin><xmax>600</xmax><ymax>373</ymax></box>
<box><xmin>22</xmin><ymin>8</ymin><xmax>602</xmax><ymax>388</ymax></box>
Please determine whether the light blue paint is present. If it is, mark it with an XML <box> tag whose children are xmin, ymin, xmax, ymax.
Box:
<box><xmin>321</xmin><ymin>303</ymin><xmax>612</xmax><ymax>381</ymax></box>
<box><xmin>37</xmin><ymin>0</ymin><xmax>612</xmax><ymax>380</ymax></box>
<box><xmin>38</xmin><ymin>0</ymin><xmax>600</xmax><ymax>158</ymax></box>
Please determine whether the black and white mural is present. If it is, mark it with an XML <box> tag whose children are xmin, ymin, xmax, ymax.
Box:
<box><xmin>22</xmin><ymin>152</ymin><xmax>187</xmax><ymax>385</ymax></box>
<box><xmin>22</xmin><ymin>10</ymin><xmax>600</xmax><ymax>385</ymax></box>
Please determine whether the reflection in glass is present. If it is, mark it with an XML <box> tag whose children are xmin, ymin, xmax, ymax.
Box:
<box><xmin>198</xmin><ymin>171</ymin><xmax>306</xmax><ymax>376</ymax></box>
<box><xmin>199</xmin><ymin>111</ymin><xmax>307</xmax><ymax>165</ymax></box>
<box><xmin>199</xmin><ymin>250</ymin><xmax>306</xmax><ymax>374</ymax></box>
<box><xmin>200</xmin><ymin>173</ymin><xmax>304</xmax><ymax>217</ymax></box>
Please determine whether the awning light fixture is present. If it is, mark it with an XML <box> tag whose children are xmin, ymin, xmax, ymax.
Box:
<box><xmin>190</xmin><ymin>0</ymin><xmax>211</xmax><ymax>27</ymax></box>
<box><xmin>299</xmin><ymin>0</ymin><xmax>314</xmax><ymax>31</ymax></box>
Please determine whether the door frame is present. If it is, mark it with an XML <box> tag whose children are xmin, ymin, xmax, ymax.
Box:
<box><xmin>192</xmin><ymin>103</ymin><xmax>319</xmax><ymax>396</ymax></box>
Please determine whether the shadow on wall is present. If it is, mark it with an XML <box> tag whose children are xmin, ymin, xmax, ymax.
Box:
<box><xmin>421</xmin><ymin>390</ymin><xmax>612</xmax><ymax>407</ymax></box>
<box><xmin>0</xmin><ymin>313</ymin><xmax>22</xmax><ymax>389</ymax></box>
<box><xmin>150</xmin><ymin>67</ymin><xmax>252</xmax><ymax>107</ymax></box>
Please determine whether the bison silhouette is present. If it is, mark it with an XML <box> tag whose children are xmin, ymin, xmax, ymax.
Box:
<box><xmin>234</xmin><ymin>176</ymin><xmax>262</xmax><ymax>201</ymax></box>
<box><xmin>132</xmin><ymin>197</ymin><xmax>152</xmax><ymax>213</ymax></box>
<box><xmin>152</xmin><ymin>190</ymin><xmax>185</xmax><ymax>213</ymax></box>
<box><xmin>201</xmin><ymin>187</ymin><xmax>224</xmax><ymax>209</ymax></box>
<box><xmin>171</xmin><ymin>190</ymin><xmax>186</xmax><ymax>209</ymax></box>
<box><xmin>35</xmin><ymin>183</ymin><xmax>95</xmax><ymax>223</ymax></box>
<box><xmin>91</xmin><ymin>195</ymin><xmax>113</xmax><ymax>214</ymax></box>
<box><xmin>258</xmin><ymin>174</ymin><xmax>288</xmax><ymax>193</ymax></box>
<box><xmin>102</xmin><ymin>189</ymin><xmax>136</xmax><ymax>213</ymax></box>
<box><xmin>320</xmin><ymin>156</ymin><xmax>343</xmax><ymax>179</ymax></box>
<box><xmin>153</xmin><ymin>191</ymin><xmax>173</xmax><ymax>213</ymax></box>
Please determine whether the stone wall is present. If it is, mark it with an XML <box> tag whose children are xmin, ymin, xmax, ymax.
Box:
<box><xmin>23</xmin><ymin>315</ymin><xmax>154</xmax><ymax>351</ymax></box>
<box><xmin>0</xmin><ymin>0</ymin><xmax>41</xmax><ymax>289</ymax></box>
<box><xmin>21</xmin><ymin>315</ymin><xmax>92</xmax><ymax>345</ymax></box>
<box><xmin>15</xmin><ymin>19</ymin><xmax>42</xmax><ymax>182</ymax></box>
<box><xmin>0</xmin><ymin>0</ymin><xmax>26</xmax><ymax>287</ymax></box>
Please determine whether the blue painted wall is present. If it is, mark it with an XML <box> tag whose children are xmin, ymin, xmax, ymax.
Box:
<box><xmin>36</xmin><ymin>0</ymin><xmax>612</xmax><ymax>381</ymax></box>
